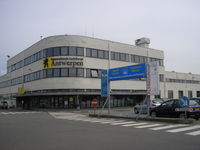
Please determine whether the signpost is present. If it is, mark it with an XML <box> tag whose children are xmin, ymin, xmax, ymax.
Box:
<box><xmin>91</xmin><ymin>98</ymin><xmax>98</xmax><ymax>114</ymax></box>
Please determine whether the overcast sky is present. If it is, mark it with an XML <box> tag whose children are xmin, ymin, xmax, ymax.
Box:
<box><xmin>0</xmin><ymin>0</ymin><xmax>200</xmax><ymax>75</ymax></box>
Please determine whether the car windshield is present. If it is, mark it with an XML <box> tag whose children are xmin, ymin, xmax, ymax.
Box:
<box><xmin>189</xmin><ymin>100</ymin><xmax>199</xmax><ymax>106</ymax></box>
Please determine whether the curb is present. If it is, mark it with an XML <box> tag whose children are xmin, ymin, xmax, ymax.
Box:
<box><xmin>89</xmin><ymin>114</ymin><xmax>196</xmax><ymax>124</ymax></box>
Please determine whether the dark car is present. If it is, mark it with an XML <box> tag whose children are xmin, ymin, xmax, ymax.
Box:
<box><xmin>190</xmin><ymin>97</ymin><xmax>200</xmax><ymax>105</ymax></box>
<box><xmin>150</xmin><ymin>99</ymin><xmax>200</xmax><ymax>119</ymax></box>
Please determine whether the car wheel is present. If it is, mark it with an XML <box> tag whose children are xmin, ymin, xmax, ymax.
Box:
<box><xmin>179</xmin><ymin>113</ymin><xmax>186</xmax><ymax>119</ymax></box>
<box><xmin>151</xmin><ymin>111</ymin><xmax>157</xmax><ymax>117</ymax></box>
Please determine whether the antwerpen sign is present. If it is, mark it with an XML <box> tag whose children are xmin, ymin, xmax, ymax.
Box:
<box><xmin>43</xmin><ymin>57</ymin><xmax>84</xmax><ymax>69</ymax></box>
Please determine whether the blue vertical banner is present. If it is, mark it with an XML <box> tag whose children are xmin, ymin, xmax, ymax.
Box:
<box><xmin>101</xmin><ymin>70</ymin><xmax>109</xmax><ymax>97</ymax></box>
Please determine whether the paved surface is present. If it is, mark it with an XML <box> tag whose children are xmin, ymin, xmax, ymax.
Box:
<box><xmin>0</xmin><ymin>110</ymin><xmax>200</xmax><ymax>150</ymax></box>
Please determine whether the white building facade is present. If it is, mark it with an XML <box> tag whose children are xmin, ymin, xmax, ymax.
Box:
<box><xmin>0</xmin><ymin>35</ymin><xmax>199</xmax><ymax>109</ymax></box>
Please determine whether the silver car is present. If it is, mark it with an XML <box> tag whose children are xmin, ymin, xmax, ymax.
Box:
<box><xmin>134</xmin><ymin>99</ymin><xmax>164</xmax><ymax>114</ymax></box>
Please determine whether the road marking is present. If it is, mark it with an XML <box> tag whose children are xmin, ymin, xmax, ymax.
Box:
<box><xmin>122</xmin><ymin>122</ymin><xmax>148</xmax><ymax>127</ymax></box>
<box><xmin>186</xmin><ymin>130</ymin><xmax>200</xmax><ymax>136</ymax></box>
<box><xmin>111</xmin><ymin>121</ymin><xmax>136</xmax><ymax>125</ymax></box>
<box><xmin>135</xmin><ymin>124</ymin><xmax>163</xmax><ymax>128</ymax></box>
<box><xmin>99</xmin><ymin>120</ymin><xmax>125</xmax><ymax>124</ymax></box>
<box><xmin>167</xmin><ymin>125</ymin><xmax>200</xmax><ymax>133</ymax></box>
<box><xmin>150</xmin><ymin>124</ymin><xmax>188</xmax><ymax>130</ymax></box>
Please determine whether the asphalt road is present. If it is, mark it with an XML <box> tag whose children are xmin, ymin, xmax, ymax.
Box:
<box><xmin>0</xmin><ymin>111</ymin><xmax>199</xmax><ymax>150</ymax></box>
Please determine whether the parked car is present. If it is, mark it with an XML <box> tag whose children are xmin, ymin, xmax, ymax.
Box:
<box><xmin>134</xmin><ymin>99</ymin><xmax>164</xmax><ymax>114</ymax></box>
<box><xmin>190</xmin><ymin>97</ymin><xmax>200</xmax><ymax>105</ymax></box>
<box><xmin>150</xmin><ymin>99</ymin><xmax>200</xmax><ymax>119</ymax></box>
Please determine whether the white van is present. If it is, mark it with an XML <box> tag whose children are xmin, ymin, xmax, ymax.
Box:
<box><xmin>0</xmin><ymin>100</ymin><xmax>16</xmax><ymax>109</ymax></box>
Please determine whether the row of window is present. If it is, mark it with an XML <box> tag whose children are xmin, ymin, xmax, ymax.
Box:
<box><xmin>8</xmin><ymin>46</ymin><xmax>164</xmax><ymax>73</ymax></box>
<box><xmin>0</xmin><ymin>68</ymin><xmax>103</xmax><ymax>88</ymax></box>
<box><xmin>166</xmin><ymin>78</ymin><xmax>200</xmax><ymax>84</ymax></box>
<box><xmin>168</xmin><ymin>90</ymin><xmax>200</xmax><ymax>99</ymax></box>
<box><xmin>86</xmin><ymin>48</ymin><xmax>109</xmax><ymax>59</ymax></box>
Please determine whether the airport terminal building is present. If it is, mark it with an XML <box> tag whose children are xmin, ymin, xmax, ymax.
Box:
<box><xmin>0</xmin><ymin>35</ymin><xmax>200</xmax><ymax>109</ymax></box>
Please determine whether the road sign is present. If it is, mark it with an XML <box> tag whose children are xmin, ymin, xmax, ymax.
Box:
<box><xmin>101</xmin><ymin>70</ymin><xmax>109</xmax><ymax>97</ymax></box>
<box><xmin>91</xmin><ymin>98</ymin><xmax>98</xmax><ymax>107</ymax></box>
<box><xmin>108</xmin><ymin>63</ymin><xmax>147</xmax><ymax>81</ymax></box>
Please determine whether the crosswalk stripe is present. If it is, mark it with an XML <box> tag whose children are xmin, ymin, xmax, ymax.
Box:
<box><xmin>150</xmin><ymin>124</ymin><xmax>189</xmax><ymax>130</ymax></box>
<box><xmin>135</xmin><ymin>124</ymin><xmax>163</xmax><ymax>128</ymax></box>
<box><xmin>111</xmin><ymin>121</ymin><xmax>136</xmax><ymax>125</ymax></box>
<box><xmin>99</xmin><ymin>120</ymin><xmax>125</xmax><ymax>124</ymax></box>
<box><xmin>186</xmin><ymin>130</ymin><xmax>200</xmax><ymax>136</ymax></box>
<box><xmin>122</xmin><ymin>122</ymin><xmax>148</xmax><ymax>127</ymax></box>
<box><xmin>167</xmin><ymin>125</ymin><xmax>200</xmax><ymax>133</ymax></box>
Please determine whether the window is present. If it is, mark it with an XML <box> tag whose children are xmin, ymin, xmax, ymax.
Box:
<box><xmin>77</xmin><ymin>68</ymin><xmax>84</xmax><ymax>77</ymax></box>
<box><xmin>86</xmin><ymin>69</ymin><xmax>91</xmax><ymax>78</ymax></box>
<box><xmin>162</xmin><ymin>100</ymin><xmax>174</xmax><ymax>107</ymax></box>
<box><xmin>91</xmin><ymin>69</ymin><xmax>98</xmax><ymax>78</ymax></box>
<box><xmin>125</xmin><ymin>54</ymin><xmax>129</xmax><ymax>62</ymax></box>
<box><xmin>114</xmin><ymin>52</ymin><xmax>120</xmax><ymax>61</ymax></box>
<box><xmin>98</xmin><ymin>50</ymin><xmax>104</xmax><ymax>58</ymax></box>
<box><xmin>91</xmin><ymin>49</ymin><xmax>98</xmax><ymax>57</ymax></box>
<box><xmin>69</xmin><ymin>68</ymin><xmax>76</xmax><ymax>77</ymax></box>
<box><xmin>68</xmin><ymin>47</ymin><xmax>76</xmax><ymax>56</ymax></box>
<box><xmin>53</xmin><ymin>68</ymin><xmax>60</xmax><ymax>77</ymax></box>
<box><xmin>86</xmin><ymin>48</ymin><xmax>91</xmax><ymax>57</ymax></box>
<box><xmin>46</xmin><ymin>69</ymin><xmax>53</xmax><ymax>77</ymax></box>
<box><xmin>188</xmin><ymin>91</ymin><xmax>193</xmax><ymax>98</ymax></box>
<box><xmin>111</xmin><ymin>52</ymin><xmax>115</xmax><ymax>60</ymax></box>
<box><xmin>104</xmin><ymin>51</ymin><xmax>109</xmax><ymax>59</ymax></box>
<box><xmin>159</xmin><ymin>74</ymin><xmax>164</xmax><ymax>82</ymax></box>
<box><xmin>197</xmin><ymin>91</ymin><xmax>200</xmax><ymax>97</ymax></box>
<box><xmin>168</xmin><ymin>90</ymin><xmax>173</xmax><ymax>99</ymax></box>
<box><xmin>120</xmin><ymin>53</ymin><xmax>125</xmax><ymax>61</ymax></box>
<box><xmin>61</xmin><ymin>47</ymin><xmax>68</xmax><ymax>56</ymax></box>
<box><xmin>46</xmin><ymin>48</ymin><xmax>53</xmax><ymax>57</ymax></box>
<box><xmin>178</xmin><ymin>91</ymin><xmax>183</xmax><ymax>98</ymax></box>
<box><xmin>61</xmin><ymin>68</ymin><xmax>68</xmax><ymax>77</ymax></box>
<box><xmin>77</xmin><ymin>47</ymin><xmax>84</xmax><ymax>56</ymax></box>
<box><xmin>53</xmin><ymin>47</ymin><xmax>60</xmax><ymax>56</ymax></box>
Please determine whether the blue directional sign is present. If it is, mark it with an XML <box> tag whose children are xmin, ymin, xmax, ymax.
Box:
<box><xmin>101</xmin><ymin>70</ymin><xmax>109</xmax><ymax>97</ymax></box>
<box><xmin>108</xmin><ymin>63</ymin><xmax>147</xmax><ymax>81</ymax></box>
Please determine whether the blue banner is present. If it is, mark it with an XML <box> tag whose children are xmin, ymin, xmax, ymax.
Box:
<box><xmin>108</xmin><ymin>63</ymin><xmax>147</xmax><ymax>81</ymax></box>
<box><xmin>101</xmin><ymin>70</ymin><xmax>109</xmax><ymax>97</ymax></box>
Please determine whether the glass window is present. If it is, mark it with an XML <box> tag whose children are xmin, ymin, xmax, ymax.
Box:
<box><xmin>69</xmin><ymin>68</ymin><xmax>76</xmax><ymax>77</ymax></box>
<box><xmin>168</xmin><ymin>90</ymin><xmax>173</xmax><ymax>98</ymax></box>
<box><xmin>46</xmin><ymin>69</ymin><xmax>53</xmax><ymax>78</ymax></box>
<box><xmin>53</xmin><ymin>47</ymin><xmax>60</xmax><ymax>56</ymax></box>
<box><xmin>98</xmin><ymin>50</ymin><xmax>104</xmax><ymax>58</ymax></box>
<box><xmin>162</xmin><ymin>100</ymin><xmax>174</xmax><ymax>107</ymax></box>
<box><xmin>111</xmin><ymin>52</ymin><xmax>115</xmax><ymax>60</ymax></box>
<box><xmin>134</xmin><ymin>55</ymin><xmax>139</xmax><ymax>63</ymax></box>
<box><xmin>104</xmin><ymin>51</ymin><xmax>109</xmax><ymax>59</ymax></box>
<box><xmin>77</xmin><ymin>47</ymin><xmax>84</xmax><ymax>56</ymax></box>
<box><xmin>86</xmin><ymin>69</ymin><xmax>91</xmax><ymax>77</ymax></box>
<box><xmin>77</xmin><ymin>68</ymin><xmax>84</xmax><ymax>77</ymax></box>
<box><xmin>91</xmin><ymin>69</ymin><xmax>98</xmax><ymax>78</ymax></box>
<box><xmin>61</xmin><ymin>47</ymin><xmax>68</xmax><ymax>56</ymax></box>
<box><xmin>115</xmin><ymin>52</ymin><xmax>120</xmax><ymax>61</ymax></box>
<box><xmin>46</xmin><ymin>48</ymin><xmax>53</xmax><ymax>57</ymax></box>
<box><xmin>91</xmin><ymin>49</ymin><xmax>98</xmax><ymax>57</ymax></box>
<box><xmin>68</xmin><ymin>47</ymin><xmax>76</xmax><ymax>56</ymax></box>
<box><xmin>86</xmin><ymin>48</ymin><xmax>91</xmax><ymax>57</ymax></box>
<box><xmin>120</xmin><ymin>53</ymin><xmax>125</xmax><ymax>61</ymax></box>
<box><xmin>61</xmin><ymin>68</ymin><xmax>68</xmax><ymax>77</ymax></box>
<box><xmin>159</xmin><ymin>74</ymin><xmax>164</xmax><ymax>82</ymax></box>
<box><xmin>125</xmin><ymin>54</ymin><xmax>129</xmax><ymax>62</ymax></box>
<box><xmin>53</xmin><ymin>68</ymin><xmax>60</xmax><ymax>77</ymax></box>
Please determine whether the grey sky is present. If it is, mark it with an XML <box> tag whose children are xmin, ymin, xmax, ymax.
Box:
<box><xmin>0</xmin><ymin>0</ymin><xmax>200</xmax><ymax>75</ymax></box>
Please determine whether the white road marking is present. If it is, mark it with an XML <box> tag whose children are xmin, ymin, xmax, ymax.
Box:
<box><xmin>111</xmin><ymin>121</ymin><xmax>136</xmax><ymax>125</ymax></box>
<box><xmin>167</xmin><ymin>125</ymin><xmax>200</xmax><ymax>133</ymax></box>
<box><xmin>122</xmin><ymin>122</ymin><xmax>148</xmax><ymax>127</ymax></box>
<box><xmin>150</xmin><ymin>124</ymin><xmax>188</xmax><ymax>130</ymax></box>
<box><xmin>135</xmin><ymin>124</ymin><xmax>163</xmax><ymax>128</ymax></box>
<box><xmin>186</xmin><ymin>130</ymin><xmax>200</xmax><ymax>136</ymax></box>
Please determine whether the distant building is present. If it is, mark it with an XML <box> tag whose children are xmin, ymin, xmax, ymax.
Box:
<box><xmin>0</xmin><ymin>35</ymin><xmax>200</xmax><ymax>109</ymax></box>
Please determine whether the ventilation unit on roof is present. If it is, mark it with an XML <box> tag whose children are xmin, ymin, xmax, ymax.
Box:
<box><xmin>135</xmin><ymin>37</ymin><xmax>150</xmax><ymax>48</ymax></box>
